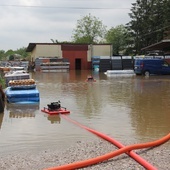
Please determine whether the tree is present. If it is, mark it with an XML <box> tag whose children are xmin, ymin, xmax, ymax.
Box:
<box><xmin>50</xmin><ymin>39</ymin><xmax>59</xmax><ymax>43</ymax></box>
<box><xmin>0</xmin><ymin>50</ymin><xmax>6</xmax><ymax>60</ymax></box>
<box><xmin>162</xmin><ymin>0</ymin><xmax>170</xmax><ymax>39</ymax></box>
<box><xmin>127</xmin><ymin>0</ymin><xmax>170</xmax><ymax>54</ymax></box>
<box><xmin>16</xmin><ymin>47</ymin><xmax>29</xmax><ymax>59</ymax></box>
<box><xmin>0</xmin><ymin>48</ymin><xmax>30</xmax><ymax>61</ymax></box>
<box><xmin>105</xmin><ymin>25</ymin><xmax>130</xmax><ymax>55</ymax></box>
<box><xmin>5</xmin><ymin>49</ymin><xmax>14</xmax><ymax>60</ymax></box>
<box><xmin>72</xmin><ymin>13</ymin><xmax>107</xmax><ymax>44</ymax></box>
<box><xmin>9</xmin><ymin>55</ymin><xmax>15</xmax><ymax>61</ymax></box>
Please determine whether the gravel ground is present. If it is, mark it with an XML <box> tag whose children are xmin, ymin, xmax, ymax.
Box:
<box><xmin>0</xmin><ymin>139</ymin><xmax>169</xmax><ymax>170</ymax></box>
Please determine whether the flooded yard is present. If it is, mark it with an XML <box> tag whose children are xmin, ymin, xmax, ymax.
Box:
<box><xmin>0</xmin><ymin>70</ymin><xmax>170</xmax><ymax>155</ymax></box>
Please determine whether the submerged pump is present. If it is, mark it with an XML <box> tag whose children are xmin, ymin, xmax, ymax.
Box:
<box><xmin>47</xmin><ymin>101</ymin><xmax>61</xmax><ymax>111</ymax></box>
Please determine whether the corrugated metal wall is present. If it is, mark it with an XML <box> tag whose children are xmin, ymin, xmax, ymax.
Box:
<box><xmin>92</xmin><ymin>56</ymin><xmax>134</xmax><ymax>72</ymax></box>
<box><xmin>122</xmin><ymin>56</ymin><xmax>134</xmax><ymax>70</ymax></box>
<box><xmin>111</xmin><ymin>56</ymin><xmax>122</xmax><ymax>70</ymax></box>
<box><xmin>99</xmin><ymin>56</ymin><xmax>111</xmax><ymax>72</ymax></box>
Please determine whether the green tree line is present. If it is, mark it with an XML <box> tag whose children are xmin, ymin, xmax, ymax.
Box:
<box><xmin>0</xmin><ymin>47</ymin><xmax>31</xmax><ymax>61</ymax></box>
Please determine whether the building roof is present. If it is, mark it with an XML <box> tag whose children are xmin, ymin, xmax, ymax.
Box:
<box><xmin>26</xmin><ymin>43</ymin><xmax>57</xmax><ymax>52</ymax></box>
<box><xmin>26</xmin><ymin>43</ymin><xmax>112</xmax><ymax>52</ymax></box>
<box><xmin>26</xmin><ymin>43</ymin><xmax>36</xmax><ymax>52</ymax></box>
<box><xmin>141</xmin><ymin>39</ymin><xmax>170</xmax><ymax>51</ymax></box>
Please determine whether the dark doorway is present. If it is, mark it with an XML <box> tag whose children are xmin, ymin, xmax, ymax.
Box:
<box><xmin>75</xmin><ymin>58</ymin><xmax>81</xmax><ymax>70</ymax></box>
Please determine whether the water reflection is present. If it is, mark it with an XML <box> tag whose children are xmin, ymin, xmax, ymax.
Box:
<box><xmin>131</xmin><ymin>76</ymin><xmax>170</xmax><ymax>137</ymax></box>
<box><xmin>6</xmin><ymin>103</ymin><xmax>39</xmax><ymax>118</ymax></box>
<box><xmin>46</xmin><ymin>115</ymin><xmax>61</xmax><ymax>124</ymax></box>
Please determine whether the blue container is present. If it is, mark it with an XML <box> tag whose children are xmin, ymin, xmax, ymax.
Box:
<box><xmin>5</xmin><ymin>87</ymin><xmax>40</xmax><ymax>104</ymax></box>
<box><xmin>93</xmin><ymin>65</ymin><xmax>99</xmax><ymax>71</ymax></box>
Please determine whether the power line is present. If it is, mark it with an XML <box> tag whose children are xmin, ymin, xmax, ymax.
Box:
<box><xmin>0</xmin><ymin>4</ymin><xmax>130</xmax><ymax>10</ymax></box>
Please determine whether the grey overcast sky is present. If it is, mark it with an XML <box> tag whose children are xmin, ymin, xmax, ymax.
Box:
<box><xmin>0</xmin><ymin>0</ymin><xmax>136</xmax><ymax>51</ymax></box>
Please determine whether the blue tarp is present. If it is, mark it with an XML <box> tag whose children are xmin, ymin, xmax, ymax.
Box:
<box><xmin>5</xmin><ymin>87</ymin><xmax>40</xmax><ymax>103</ymax></box>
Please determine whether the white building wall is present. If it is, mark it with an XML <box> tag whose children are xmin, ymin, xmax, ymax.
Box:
<box><xmin>31</xmin><ymin>44</ymin><xmax>62</xmax><ymax>61</ymax></box>
<box><xmin>87</xmin><ymin>44</ymin><xmax>112</xmax><ymax>62</ymax></box>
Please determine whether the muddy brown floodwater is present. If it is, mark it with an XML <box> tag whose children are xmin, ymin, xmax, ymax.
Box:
<box><xmin>0</xmin><ymin>70</ymin><xmax>169</xmax><ymax>156</ymax></box>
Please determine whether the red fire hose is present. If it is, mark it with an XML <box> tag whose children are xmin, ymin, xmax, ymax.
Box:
<box><xmin>44</xmin><ymin>115</ymin><xmax>170</xmax><ymax>170</ymax></box>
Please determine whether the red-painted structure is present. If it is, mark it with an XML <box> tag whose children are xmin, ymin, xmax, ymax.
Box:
<box><xmin>61</xmin><ymin>44</ymin><xmax>89</xmax><ymax>70</ymax></box>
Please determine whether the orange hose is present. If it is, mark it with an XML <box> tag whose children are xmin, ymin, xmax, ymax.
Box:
<box><xmin>44</xmin><ymin>115</ymin><xmax>170</xmax><ymax>170</ymax></box>
<box><xmin>60</xmin><ymin>115</ymin><xmax>157</xmax><ymax>169</ymax></box>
